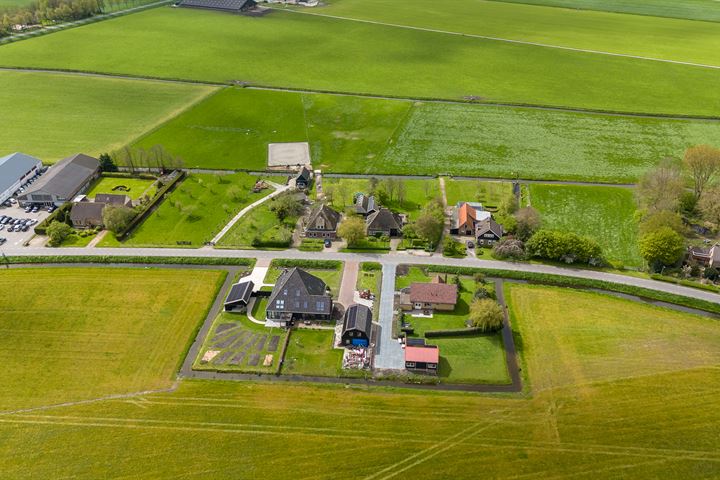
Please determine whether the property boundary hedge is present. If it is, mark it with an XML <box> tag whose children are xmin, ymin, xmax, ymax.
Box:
<box><xmin>269</xmin><ymin>259</ymin><xmax>342</xmax><ymax>270</ymax></box>
<box><xmin>4</xmin><ymin>255</ymin><xmax>255</xmax><ymax>267</ymax></box>
<box><xmin>425</xmin><ymin>328</ymin><xmax>485</xmax><ymax>338</ymax></box>
<box><xmin>100</xmin><ymin>172</ymin><xmax>158</xmax><ymax>180</ymax></box>
<box><xmin>33</xmin><ymin>203</ymin><xmax>72</xmax><ymax>235</ymax></box>
<box><xmin>420</xmin><ymin>265</ymin><xmax>720</xmax><ymax>315</ymax></box>
<box><xmin>361</xmin><ymin>262</ymin><xmax>382</xmax><ymax>271</ymax></box>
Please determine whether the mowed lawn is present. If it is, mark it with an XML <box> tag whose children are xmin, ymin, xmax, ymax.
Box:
<box><xmin>2</xmin><ymin>8</ymin><xmax>720</xmax><ymax>115</ymax></box>
<box><xmin>443</xmin><ymin>179</ymin><xmax>513</xmax><ymax>209</ymax></box>
<box><xmin>283</xmin><ymin>328</ymin><xmax>342</xmax><ymax>377</ymax></box>
<box><xmin>0</xmin><ymin>267</ymin><xmax>225</xmax><ymax>411</ymax></box>
<box><xmin>314</xmin><ymin>0</ymin><xmax>720</xmax><ymax>65</ymax></box>
<box><xmin>2</xmin><ymin>285</ymin><xmax>719</xmax><ymax>477</ymax></box>
<box><xmin>507</xmin><ymin>283</ymin><xmax>720</xmax><ymax>392</ymax></box>
<box><xmin>128</xmin><ymin>87</ymin><xmax>720</xmax><ymax>181</ymax></box>
<box><xmin>133</xmin><ymin>87</ymin><xmax>410</xmax><ymax>171</ymax></box>
<box><xmin>0</xmin><ymin>70</ymin><xmax>216</xmax><ymax>162</ymax></box>
<box><xmin>529</xmin><ymin>184</ymin><xmax>642</xmax><ymax>266</ymax></box>
<box><xmin>112</xmin><ymin>173</ymin><xmax>269</xmax><ymax>247</ymax></box>
<box><xmin>86</xmin><ymin>176</ymin><xmax>156</xmax><ymax>200</ymax></box>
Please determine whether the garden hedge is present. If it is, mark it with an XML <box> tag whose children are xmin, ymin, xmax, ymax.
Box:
<box><xmin>424</xmin><ymin>328</ymin><xmax>485</xmax><ymax>338</ymax></box>
<box><xmin>269</xmin><ymin>259</ymin><xmax>342</xmax><ymax>270</ymax></box>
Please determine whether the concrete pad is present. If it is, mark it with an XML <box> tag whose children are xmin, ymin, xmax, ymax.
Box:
<box><xmin>268</xmin><ymin>142</ymin><xmax>311</xmax><ymax>168</ymax></box>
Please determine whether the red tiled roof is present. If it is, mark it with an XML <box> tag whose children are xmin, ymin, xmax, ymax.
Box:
<box><xmin>457</xmin><ymin>202</ymin><xmax>475</xmax><ymax>228</ymax></box>
<box><xmin>405</xmin><ymin>345</ymin><xmax>439</xmax><ymax>363</ymax></box>
<box><xmin>409</xmin><ymin>282</ymin><xmax>457</xmax><ymax>305</ymax></box>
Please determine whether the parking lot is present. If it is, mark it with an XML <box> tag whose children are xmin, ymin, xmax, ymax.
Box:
<box><xmin>0</xmin><ymin>205</ymin><xmax>50</xmax><ymax>248</ymax></box>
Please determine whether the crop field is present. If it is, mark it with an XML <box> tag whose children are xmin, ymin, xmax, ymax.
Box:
<box><xmin>86</xmin><ymin>176</ymin><xmax>156</xmax><ymax>200</ymax></box>
<box><xmin>194</xmin><ymin>312</ymin><xmax>283</xmax><ymax>373</ymax></box>
<box><xmin>0</xmin><ymin>267</ymin><xmax>225</xmax><ymax>411</ymax></box>
<box><xmin>528</xmin><ymin>184</ymin><xmax>642</xmax><ymax>266</ymax></box>
<box><xmin>2</xmin><ymin>284</ymin><xmax>718</xmax><ymax>477</ymax></box>
<box><xmin>489</xmin><ymin>0</ymin><xmax>720</xmax><ymax>22</ymax></box>
<box><xmin>2</xmin><ymin>9</ymin><xmax>720</xmax><ymax>116</ymax></box>
<box><xmin>313</xmin><ymin>0</ymin><xmax>720</xmax><ymax>65</ymax></box>
<box><xmin>127</xmin><ymin>87</ymin><xmax>720</xmax><ymax>181</ymax></box>
<box><xmin>0</xmin><ymin>70</ymin><xmax>215</xmax><ymax>163</ymax></box>
<box><xmin>111</xmin><ymin>173</ymin><xmax>268</xmax><ymax>247</ymax></box>
<box><xmin>443</xmin><ymin>179</ymin><xmax>513</xmax><ymax>209</ymax></box>
<box><xmin>133</xmin><ymin>87</ymin><xmax>409</xmax><ymax>171</ymax></box>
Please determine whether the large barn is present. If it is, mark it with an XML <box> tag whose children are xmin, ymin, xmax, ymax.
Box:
<box><xmin>0</xmin><ymin>152</ymin><xmax>42</xmax><ymax>204</ymax></box>
<box><xmin>177</xmin><ymin>0</ymin><xmax>257</xmax><ymax>14</ymax></box>
<box><xmin>17</xmin><ymin>153</ymin><xmax>100</xmax><ymax>207</ymax></box>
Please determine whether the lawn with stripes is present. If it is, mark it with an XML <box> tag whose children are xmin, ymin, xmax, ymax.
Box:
<box><xmin>0</xmin><ymin>70</ymin><xmax>216</xmax><ymax>163</ymax></box>
<box><xmin>0</xmin><ymin>267</ymin><xmax>226</xmax><ymax>411</ymax></box>
<box><xmin>2</xmin><ymin>8</ymin><xmax>720</xmax><ymax>116</ymax></box>
<box><xmin>1</xmin><ymin>286</ymin><xmax>719</xmax><ymax>477</ymax></box>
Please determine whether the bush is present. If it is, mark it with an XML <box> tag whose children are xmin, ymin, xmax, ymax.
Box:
<box><xmin>442</xmin><ymin>237</ymin><xmax>466</xmax><ymax>258</ymax></box>
<box><xmin>270</xmin><ymin>259</ymin><xmax>342</xmax><ymax>270</ymax></box>
<box><xmin>362</xmin><ymin>262</ymin><xmax>382</xmax><ymax>272</ymax></box>
<box><xmin>469</xmin><ymin>298</ymin><xmax>505</xmax><ymax>332</ymax></box>
<box><xmin>424</xmin><ymin>328</ymin><xmax>485</xmax><ymax>338</ymax></box>
<box><xmin>46</xmin><ymin>221</ymin><xmax>73</xmax><ymax>247</ymax></box>
<box><xmin>493</xmin><ymin>238</ymin><xmax>525</xmax><ymax>260</ymax></box>
<box><xmin>526</xmin><ymin>230</ymin><xmax>603</xmax><ymax>265</ymax></box>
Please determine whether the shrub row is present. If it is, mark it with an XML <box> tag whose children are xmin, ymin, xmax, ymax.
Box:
<box><xmin>5</xmin><ymin>255</ymin><xmax>255</xmax><ymax>267</ymax></box>
<box><xmin>424</xmin><ymin>328</ymin><xmax>484</xmax><ymax>338</ymax></box>
<box><xmin>34</xmin><ymin>203</ymin><xmax>72</xmax><ymax>235</ymax></box>
<box><xmin>269</xmin><ymin>259</ymin><xmax>342</xmax><ymax>270</ymax></box>
<box><xmin>116</xmin><ymin>170</ymin><xmax>186</xmax><ymax>239</ymax></box>
<box><xmin>420</xmin><ymin>265</ymin><xmax>720</xmax><ymax>315</ymax></box>
<box><xmin>361</xmin><ymin>262</ymin><xmax>382</xmax><ymax>272</ymax></box>
<box><xmin>100</xmin><ymin>172</ymin><xmax>157</xmax><ymax>180</ymax></box>
<box><xmin>251</xmin><ymin>239</ymin><xmax>292</xmax><ymax>249</ymax></box>
<box><xmin>649</xmin><ymin>274</ymin><xmax>720</xmax><ymax>293</ymax></box>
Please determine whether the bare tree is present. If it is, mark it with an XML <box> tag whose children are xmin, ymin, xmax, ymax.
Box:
<box><xmin>699</xmin><ymin>186</ymin><xmax>720</xmax><ymax>225</ymax></box>
<box><xmin>383</xmin><ymin>178</ymin><xmax>397</xmax><ymax>202</ymax></box>
<box><xmin>684</xmin><ymin>145</ymin><xmax>720</xmax><ymax>200</ymax></box>
<box><xmin>636</xmin><ymin>158</ymin><xmax>685</xmax><ymax>212</ymax></box>
<box><xmin>397</xmin><ymin>179</ymin><xmax>406</xmax><ymax>205</ymax></box>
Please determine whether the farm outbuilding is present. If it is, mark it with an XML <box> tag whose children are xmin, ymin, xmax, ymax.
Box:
<box><xmin>341</xmin><ymin>304</ymin><xmax>372</xmax><ymax>347</ymax></box>
<box><xmin>224</xmin><ymin>281</ymin><xmax>255</xmax><ymax>312</ymax></box>
<box><xmin>0</xmin><ymin>152</ymin><xmax>42</xmax><ymax>204</ymax></box>
<box><xmin>17</xmin><ymin>153</ymin><xmax>100</xmax><ymax>207</ymax></box>
<box><xmin>177</xmin><ymin>0</ymin><xmax>257</xmax><ymax>13</ymax></box>
<box><xmin>405</xmin><ymin>343</ymin><xmax>439</xmax><ymax>374</ymax></box>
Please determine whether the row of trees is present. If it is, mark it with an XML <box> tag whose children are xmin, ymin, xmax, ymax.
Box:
<box><xmin>1</xmin><ymin>0</ymin><xmax>101</xmax><ymax>36</ymax></box>
<box><xmin>112</xmin><ymin>145</ymin><xmax>185</xmax><ymax>174</ymax></box>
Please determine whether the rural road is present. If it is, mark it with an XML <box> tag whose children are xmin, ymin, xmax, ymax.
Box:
<box><xmin>4</xmin><ymin>246</ymin><xmax>719</xmax><ymax>304</ymax></box>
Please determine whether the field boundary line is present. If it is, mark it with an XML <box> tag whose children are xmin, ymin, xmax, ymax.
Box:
<box><xmin>2</xmin><ymin>67</ymin><xmax>720</xmax><ymax>122</ymax></box>
<box><xmin>277</xmin><ymin>8</ymin><xmax>720</xmax><ymax>70</ymax></box>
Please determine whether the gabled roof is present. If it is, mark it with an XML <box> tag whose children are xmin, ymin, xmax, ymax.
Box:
<box><xmin>178</xmin><ymin>0</ymin><xmax>255</xmax><ymax>11</ymax></box>
<box><xmin>452</xmin><ymin>201</ymin><xmax>490</xmax><ymax>230</ymax></box>
<box><xmin>354</xmin><ymin>194</ymin><xmax>377</xmax><ymax>215</ymax></box>
<box><xmin>409</xmin><ymin>282</ymin><xmax>457</xmax><ymax>305</ymax></box>
<box><xmin>405</xmin><ymin>345</ymin><xmax>439</xmax><ymax>364</ymax></box>
<box><xmin>70</xmin><ymin>202</ymin><xmax>105</xmax><ymax>224</ymax></box>
<box><xmin>95</xmin><ymin>194</ymin><xmax>131</xmax><ymax>206</ymax></box>
<box><xmin>0</xmin><ymin>152</ymin><xmax>42</xmax><ymax>195</ymax></box>
<box><xmin>366</xmin><ymin>208</ymin><xmax>402</xmax><ymax>231</ymax></box>
<box><xmin>305</xmin><ymin>203</ymin><xmax>341</xmax><ymax>231</ymax></box>
<box><xmin>342</xmin><ymin>304</ymin><xmax>372</xmax><ymax>336</ymax></box>
<box><xmin>225</xmin><ymin>281</ymin><xmax>254</xmax><ymax>306</ymax></box>
<box><xmin>267</xmin><ymin>267</ymin><xmax>332</xmax><ymax>315</ymax></box>
<box><xmin>296</xmin><ymin>166</ymin><xmax>311</xmax><ymax>183</ymax></box>
<box><xmin>21</xmin><ymin>153</ymin><xmax>99</xmax><ymax>199</ymax></box>
<box><xmin>476</xmin><ymin>218</ymin><xmax>503</xmax><ymax>239</ymax></box>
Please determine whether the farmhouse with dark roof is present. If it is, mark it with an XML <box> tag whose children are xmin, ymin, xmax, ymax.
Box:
<box><xmin>303</xmin><ymin>203</ymin><xmax>341</xmax><ymax>239</ymax></box>
<box><xmin>266</xmin><ymin>268</ymin><xmax>333</xmax><ymax>325</ymax></box>
<box><xmin>366</xmin><ymin>208</ymin><xmax>403</xmax><ymax>237</ymax></box>
<box><xmin>341</xmin><ymin>304</ymin><xmax>373</xmax><ymax>347</ymax></box>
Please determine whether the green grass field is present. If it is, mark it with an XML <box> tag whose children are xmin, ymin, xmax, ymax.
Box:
<box><xmin>528</xmin><ymin>184</ymin><xmax>642</xmax><ymax>266</ymax></box>
<box><xmin>0</xmin><ymin>70</ymin><xmax>215</xmax><ymax>163</ymax></box>
<box><xmin>314</xmin><ymin>0</ymin><xmax>720</xmax><ymax>65</ymax></box>
<box><xmin>443</xmin><ymin>179</ymin><xmax>513</xmax><ymax>209</ymax></box>
<box><xmin>283</xmin><ymin>328</ymin><xmax>342</xmax><ymax>377</ymax></box>
<box><xmin>2</xmin><ymin>284</ymin><xmax>718</xmax><ymax>476</ymax></box>
<box><xmin>3</xmin><ymin>8</ymin><xmax>720</xmax><ymax>115</ymax></box>
<box><xmin>0</xmin><ymin>267</ymin><xmax>224</xmax><ymax>411</ymax></box>
<box><xmin>112</xmin><ymin>173</ymin><xmax>268</xmax><ymax>247</ymax></box>
<box><xmin>216</xmin><ymin>192</ymin><xmax>298</xmax><ymax>249</ymax></box>
<box><xmin>126</xmin><ymin>87</ymin><xmax>720</xmax><ymax>181</ymax></box>
<box><xmin>86</xmin><ymin>176</ymin><xmax>156</xmax><ymax>200</ymax></box>
<box><xmin>489</xmin><ymin>0</ymin><xmax>720</xmax><ymax>22</ymax></box>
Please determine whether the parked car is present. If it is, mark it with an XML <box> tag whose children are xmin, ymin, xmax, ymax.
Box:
<box><xmin>0</xmin><ymin>238</ymin><xmax>6</xmax><ymax>245</ymax></box>
<box><xmin>466</xmin><ymin>240</ymin><xmax>475</xmax><ymax>249</ymax></box>
<box><xmin>324</xmin><ymin>239</ymin><xmax>332</xmax><ymax>248</ymax></box>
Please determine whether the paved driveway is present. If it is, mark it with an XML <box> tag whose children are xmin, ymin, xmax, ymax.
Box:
<box><xmin>338</xmin><ymin>261</ymin><xmax>358</xmax><ymax>308</ymax></box>
<box><xmin>0</xmin><ymin>205</ymin><xmax>48</xmax><ymax>247</ymax></box>
<box><xmin>373</xmin><ymin>263</ymin><xmax>404</xmax><ymax>370</ymax></box>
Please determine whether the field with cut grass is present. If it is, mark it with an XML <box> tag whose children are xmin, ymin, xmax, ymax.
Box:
<box><xmin>111</xmin><ymin>173</ymin><xmax>268</xmax><ymax>247</ymax></box>
<box><xmin>314</xmin><ymin>0</ymin><xmax>720</xmax><ymax>64</ymax></box>
<box><xmin>86</xmin><ymin>176</ymin><xmax>156</xmax><ymax>200</ymax></box>
<box><xmin>443</xmin><ymin>179</ymin><xmax>513</xmax><ymax>209</ymax></box>
<box><xmin>216</xmin><ymin>192</ymin><xmax>299</xmax><ymax>249</ymax></box>
<box><xmin>283</xmin><ymin>328</ymin><xmax>342</xmax><ymax>377</ymax></box>
<box><xmin>0</xmin><ymin>267</ymin><xmax>225</xmax><ymax>411</ymax></box>
<box><xmin>2</xmin><ymin>8</ymin><xmax>720</xmax><ymax>115</ymax></box>
<box><xmin>489</xmin><ymin>0</ymin><xmax>720</xmax><ymax>22</ymax></box>
<box><xmin>126</xmin><ymin>86</ymin><xmax>720</xmax><ymax>181</ymax></box>
<box><xmin>528</xmin><ymin>184</ymin><xmax>642</xmax><ymax>266</ymax></box>
<box><xmin>2</xmin><ymin>284</ymin><xmax>718</xmax><ymax>477</ymax></box>
<box><xmin>0</xmin><ymin>70</ymin><xmax>215</xmax><ymax>163</ymax></box>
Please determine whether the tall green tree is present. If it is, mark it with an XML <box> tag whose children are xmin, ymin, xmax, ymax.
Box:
<box><xmin>639</xmin><ymin>226</ymin><xmax>685</xmax><ymax>271</ymax></box>
<box><xmin>337</xmin><ymin>216</ymin><xmax>366</xmax><ymax>246</ymax></box>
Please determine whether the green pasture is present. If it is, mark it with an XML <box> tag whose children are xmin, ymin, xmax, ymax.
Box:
<box><xmin>86</xmin><ymin>176</ymin><xmax>156</xmax><ymax>200</ymax></box>
<box><xmin>443</xmin><ymin>179</ymin><xmax>513</xmax><ymax>209</ymax></box>
<box><xmin>110</xmin><ymin>173</ymin><xmax>268</xmax><ymax>247</ymax></box>
<box><xmin>128</xmin><ymin>87</ymin><xmax>720</xmax><ymax>181</ymax></box>
<box><xmin>283</xmin><ymin>328</ymin><xmax>342</xmax><ymax>377</ymax></box>
<box><xmin>489</xmin><ymin>0</ymin><xmax>720</xmax><ymax>22</ymax></box>
<box><xmin>528</xmin><ymin>184</ymin><xmax>642</xmax><ymax>266</ymax></box>
<box><xmin>0</xmin><ymin>267</ymin><xmax>224</xmax><ymax>411</ymax></box>
<box><xmin>314</xmin><ymin>0</ymin><xmax>720</xmax><ymax>65</ymax></box>
<box><xmin>3</xmin><ymin>283</ymin><xmax>719</xmax><ymax>476</ymax></box>
<box><xmin>3</xmin><ymin>8</ymin><xmax>720</xmax><ymax>115</ymax></box>
<box><xmin>0</xmin><ymin>70</ymin><xmax>215</xmax><ymax>163</ymax></box>
<box><xmin>216</xmin><ymin>192</ymin><xmax>298</xmax><ymax>249</ymax></box>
